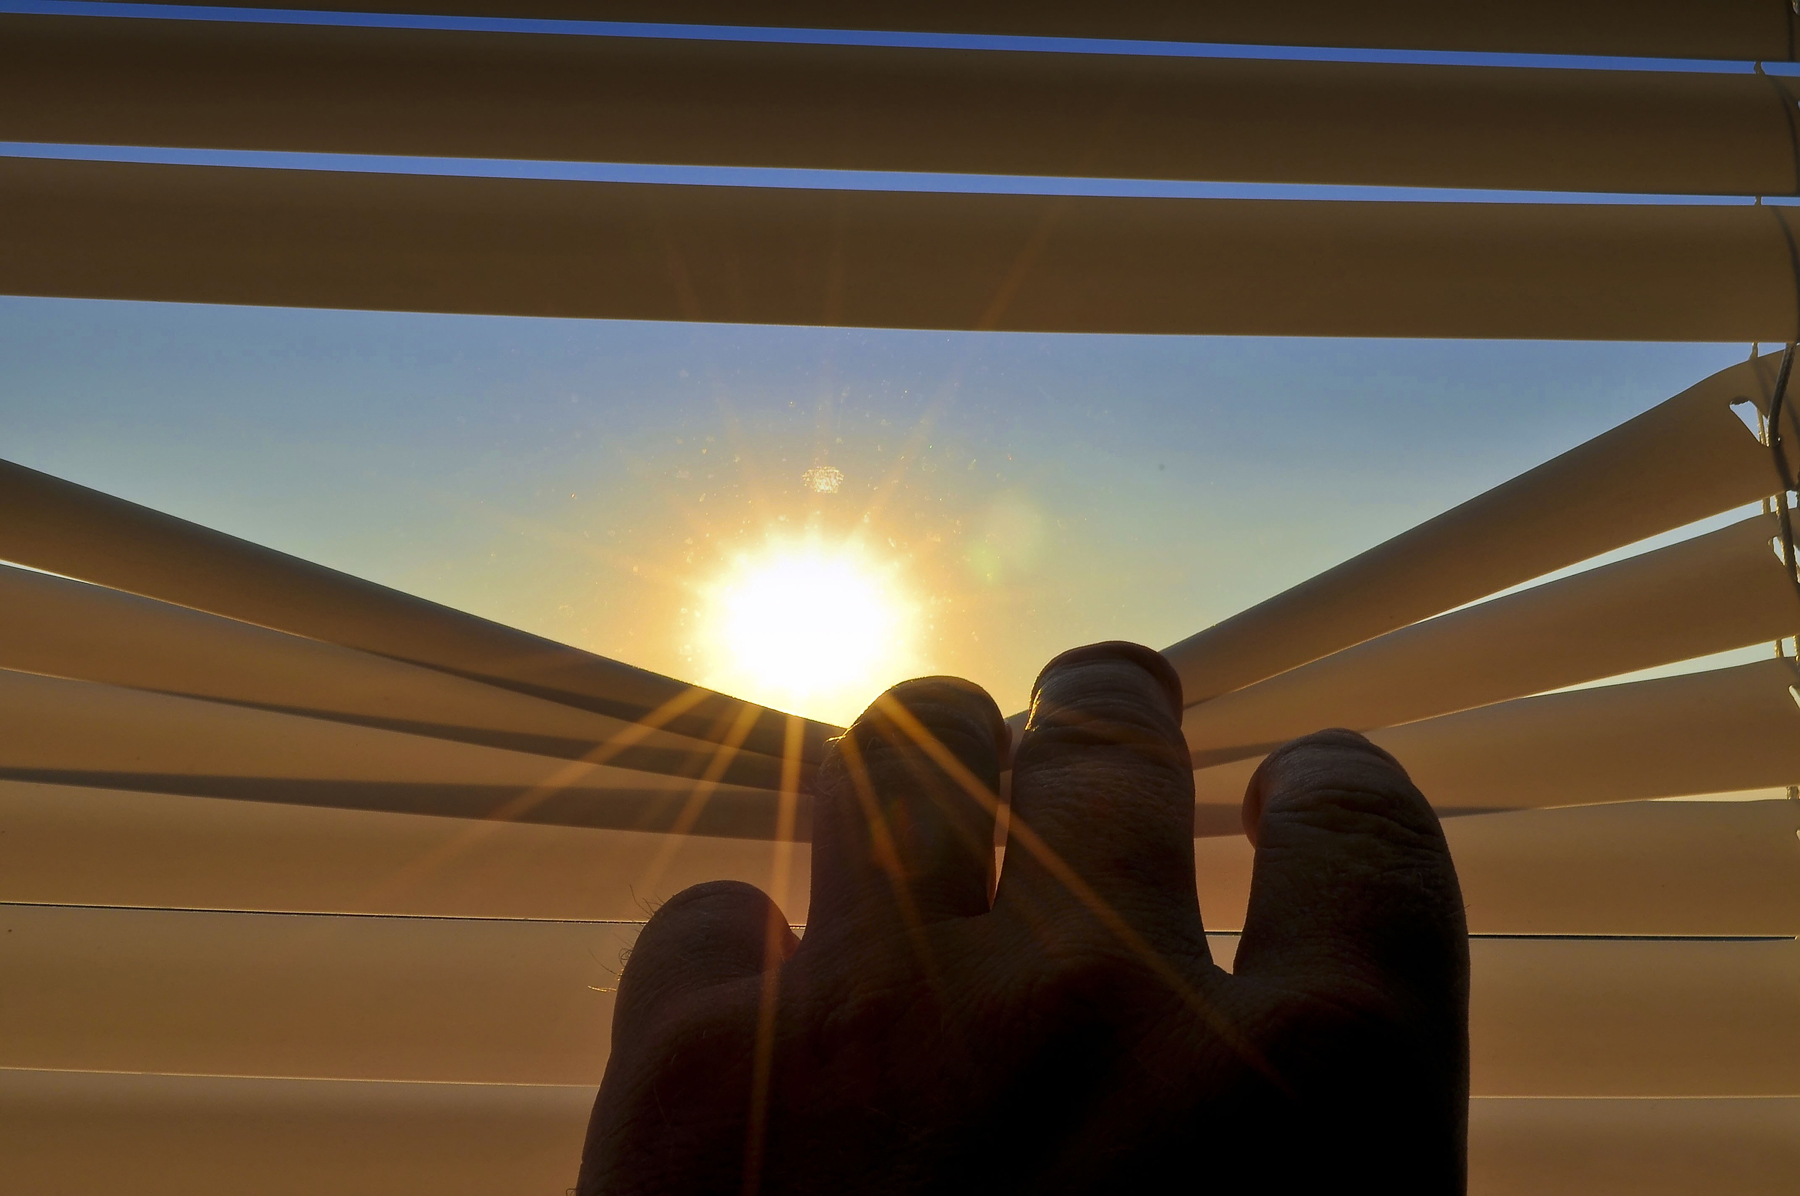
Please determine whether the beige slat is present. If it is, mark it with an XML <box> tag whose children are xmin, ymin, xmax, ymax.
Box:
<box><xmin>6</xmin><ymin>782</ymin><xmax>1789</xmax><ymax>936</ymax></box>
<box><xmin>141</xmin><ymin>1</ymin><xmax>1797</xmax><ymax>61</ymax></box>
<box><xmin>1467</xmin><ymin>1096</ymin><xmax>1800</xmax><ymax>1196</ymax></box>
<box><xmin>1185</xmin><ymin>513</ymin><xmax>1799</xmax><ymax>765</ymax></box>
<box><xmin>1442</xmin><ymin>800</ymin><xmax>1800</xmax><ymax>937</ymax></box>
<box><xmin>0</xmin><ymin>904</ymin><xmax>627</xmax><ymax>1086</ymax></box>
<box><xmin>1193</xmin><ymin>658</ymin><xmax>1800</xmax><ymax>812</ymax></box>
<box><xmin>0</xmin><ymin>780</ymin><xmax>812</xmax><ymax>922</ymax></box>
<box><xmin>1195</xmin><ymin>799</ymin><xmax>1800</xmax><ymax>937</ymax></box>
<box><xmin>0</xmin><ymin>563</ymin><xmax>785</xmax><ymax>788</ymax></box>
<box><xmin>2</xmin><ymin>1071</ymin><xmax>1794</xmax><ymax>1196</ymax></box>
<box><xmin>0</xmin><ymin>670</ymin><xmax>794</xmax><ymax>838</ymax></box>
<box><xmin>0</xmin><ymin>904</ymin><xmax>623</xmax><ymax>1086</ymax></box>
<box><xmin>0</xmin><ymin>457</ymin><xmax>834</xmax><ymax>762</ymax></box>
<box><xmin>1164</xmin><ymin>354</ymin><xmax>1782</xmax><ymax>706</ymax></box>
<box><xmin>1464</xmin><ymin>936</ymin><xmax>1800</xmax><ymax>1097</ymax></box>
<box><xmin>1</xmin><ymin>904</ymin><xmax>1792</xmax><ymax>1094</ymax></box>
<box><xmin>0</xmin><ymin>1069</ymin><xmax>591</xmax><ymax>1196</ymax></box>
<box><xmin>8</xmin><ymin>16</ymin><xmax>1799</xmax><ymax>196</ymax></box>
<box><xmin>2</xmin><ymin>157</ymin><xmax>1797</xmax><ymax>340</ymax></box>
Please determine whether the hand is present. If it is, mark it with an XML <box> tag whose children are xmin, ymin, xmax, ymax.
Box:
<box><xmin>578</xmin><ymin>642</ymin><xmax>1468</xmax><ymax>1194</ymax></box>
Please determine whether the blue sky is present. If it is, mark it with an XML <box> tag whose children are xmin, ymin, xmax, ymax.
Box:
<box><xmin>1</xmin><ymin>297</ymin><xmax>1751</xmax><ymax>717</ymax></box>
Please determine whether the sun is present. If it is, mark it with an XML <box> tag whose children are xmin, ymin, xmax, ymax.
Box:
<box><xmin>699</xmin><ymin>536</ymin><xmax>919</xmax><ymax>726</ymax></box>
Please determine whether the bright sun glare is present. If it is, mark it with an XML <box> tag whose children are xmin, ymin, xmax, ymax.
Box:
<box><xmin>701</xmin><ymin>537</ymin><xmax>918</xmax><ymax>726</ymax></box>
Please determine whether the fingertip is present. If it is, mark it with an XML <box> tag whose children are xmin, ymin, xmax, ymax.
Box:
<box><xmin>1002</xmin><ymin>641</ymin><xmax>1199</xmax><ymax>929</ymax></box>
<box><xmin>869</xmin><ymin>674</ymin><xmax>1011</xmax><ymax>764</ymax></box>
<box><xmin>810</xmin><ymin>675</ymin><xmax>1006</xmax><ymax>930</ymax></box>
<box><xmin>1029</xmin><ymin>641</ymin><xmax>1184</xmax><ymax>723</ymax></box>
<box><xmin>1242</xmin><ymin>729</ymin><xmax>1420</xmax><ymax>845</ymax></box>
<box><xmin>1235</xmin><ymin>728</ymin><xmax>1465</xmax><ymax>1003</ymax></box>
<box><xmin>618</xmin><ymin>880</ymin><xmax>791</xmax><ymax>1025</ymax></box>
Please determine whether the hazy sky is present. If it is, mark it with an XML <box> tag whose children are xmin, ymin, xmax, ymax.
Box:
<box><xmin>1</xmin><ymin>295</ymin><xmax>1753</xmax><ymax>721</ymax></box>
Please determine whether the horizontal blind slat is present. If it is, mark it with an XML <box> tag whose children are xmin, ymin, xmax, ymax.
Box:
<box><xmin>0</xmin><ymin>904</ymin><xmax>1792</xmax><ymax>1094</ymax></box>
<box><xmin>1</xmin><ymin>157</ymin><xmax>1793</xmax><ymax>339</ymax></box>
<box><xmin>3</xmin><ymin>1071</ymin><xmax>1793</xmax><ymax>1195</ymax></box>
<box><xmin>4</xmin><ymin>15</ymin><xmax>1795</xmax><ymax>194</ymax></box>
<box><xmin>129</xmin><ymin>1</ymin><xmax>1797</xmax><ymax>61</ymax></box>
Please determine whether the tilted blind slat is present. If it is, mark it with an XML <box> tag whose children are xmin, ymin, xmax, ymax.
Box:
<box><xmin>1165</xmin><ymin>355</ymin><xmax>1782</xmax><ymax>705</ymax></box>
<box><xmin>0</xmin><ymin>671</ymin><xmax>792</xmax><ymax>839</ymax></box>
<box><xmin>0</xmin><ymin>563</ymin><xmax>786</xmax><ymax>788</ymax></box>
<box><xmin>0</xmin><ymin>456</ymin><xmax>835</xmax><ymax>761</ymax></box>
<box><xmin>1192</xmin><ymin>659</ymin><xmax>1800</xmax><ymax>812</ymax></box>
<box><xmin>1184</xmin><ymin>512</ymin><xmax>1799</xmax><ymax>766</ymax></box>
<box><xmin>2</xmin><ymin>157</ymin><xmax>1794</xmax><ymax>339</ymax></box>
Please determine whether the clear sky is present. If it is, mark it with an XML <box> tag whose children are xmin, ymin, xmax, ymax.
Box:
<box><xmin>0</xmin><ymin>295</ymin><xmax>1753</xmax><ymax>722</ymax></box>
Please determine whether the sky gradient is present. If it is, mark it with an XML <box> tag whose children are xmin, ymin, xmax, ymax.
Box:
<box><xmin>1</xmin><ymin>295</ymin><xmax>1756</xmax><ymax>722</ymax></box>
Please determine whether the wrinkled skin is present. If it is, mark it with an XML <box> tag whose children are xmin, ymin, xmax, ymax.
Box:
<box><xmin>579</xmin><ymin>642</ymin><xmax>1468</xmax><ymax>1194</ymax></box>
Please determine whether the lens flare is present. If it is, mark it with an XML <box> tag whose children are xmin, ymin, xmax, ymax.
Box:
<box><xmin>700</xmin><ymin>536</ymin><xmax>917</xmax><ymax>725</ymax></box>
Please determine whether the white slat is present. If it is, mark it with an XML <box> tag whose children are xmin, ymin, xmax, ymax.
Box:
<box><xmin>0</xmin><ymin>670</ymin><xmax>790</xmax><ymax>837</ymax></box>
<box><xmin>5</xmin><ymin>783</ymin><xmax>1791</xmax><ymax>935</ymax></box>
<box><xmin>1461</xmin><ymin>936</ymin><xmax>1800</xmax><ymax>1097</ymax></box>
<box><xmin>0</xmin><ymin>457</ymin><xmax>833</xmax><ymax>760</ymax></box>
<box><xmin>2</xmin><ymin>1070</ymin><xmax>1792</xmax><ymax>1196</ymax></box>
<box><xmin>1184</xmin><ymin>513</ymin><xmax>1799</xmax><ymax>765</ymax></box>
<box><xmin>125</xmin><ymin>1</ymin><xmax>1800</xmax><ymax>63</ymax></box>
<box><xmin>0</xmin><ymin>563</ymin><xmax>785</xmax><ymax>787</ymax></box>
<box><xmin>0</xmin><ymin>904</ymin><xmax>626</xmax><ymax>1087</ymax></box>
<box><xmin>0</xmin><ymin>780</ymin><xmax>809</xmax><ymax>923</ymax></box>
<box><xmin>0</xmin><ymin>1068</ymin><xmax>590</xmax><ymax>1196</ymax></box>
<box><xmin>2</xmin><ymin>904</ymin><xmax>1792</xmax><ymax>1095</ymax></box>
<box><xmin>1467</xmin><ymin>1096</ymin><xmax>1800</xmax><ymax>1195</ymax></box>
<box><xmin>3</xmin><ymin>157</ymin><xmax>1798</xmax><ymax>341</ymax></box>
<box><xmin>1193</xmin><ymin>659</ymin><xmax>1800</xmax><ymax>813</ymax></box>
<box><xmin>1164</xmin><ymin>355</ymin><xmax>1782</xmax><ymax>705</ymax></box>
<box><xmin>1194</xmin><ymin>798</ymin><xmax>1800</xmax><ymax>936</ymax></box>
<box><xmin>7</xmin><ymin>15</ymin><xmax>1799</xmax><ymax>196</ymax></box>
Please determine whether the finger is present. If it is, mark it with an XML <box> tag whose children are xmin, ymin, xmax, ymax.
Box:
<box><xmin>1235</xmin><ymin>729</ymin><xmax>1466</xmax><ymax>1037</ymax></box>
<box><xmin>613</xmin><ymin>880</ymin><xmax>794</xmax><ymax>1037</ymax></box>
<box><xmin>999</xmin><ymin>642</ymin><xmax>1200</xmax><ymax>938</ymax></box>
<box><xmin>584</xmin><ymin>882</ymin><xmax>791</xmax><ymax>1194</ymax></box>
<box><xmin>1233</xmin><ymin>732</ymin><xmax>1468</xmax><ymax>1183</ymax></box>
<box><xmin>805</xmin><ymin>676</ymin><xmax>1007</xmax><ymax>939</ymax></box>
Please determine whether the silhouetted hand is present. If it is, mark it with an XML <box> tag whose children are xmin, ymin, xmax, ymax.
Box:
<box><xmin>578</xmin><ymin>642</ymin><xmax>1468</xmax><ymax>1194</ymax></box>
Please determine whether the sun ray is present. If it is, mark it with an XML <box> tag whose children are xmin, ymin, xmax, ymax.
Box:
<box><xmin>630</xmin><ymin>702</ymin><xmax>764</xmax><ymax>905</ymax></box>
<box><xmin>834</xmin><ymin>731</ymin><xmax>948</xmax><ymax>999</ymax></box>
<box><xmin>872</xmin><ymin>693</ymin><xmax>1282</xmax><ymax>1087</ymax></box>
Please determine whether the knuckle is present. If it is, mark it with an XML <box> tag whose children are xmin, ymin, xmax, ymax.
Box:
<box><xmin>1033</xmin><ymin>947</ymin><xmax>1131</xmax><ymax>1017</ymax></box>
